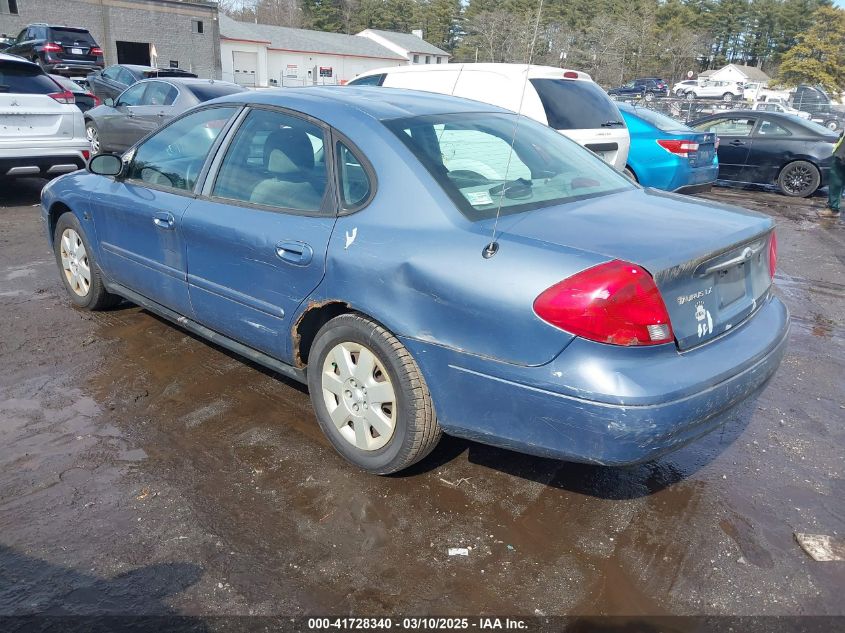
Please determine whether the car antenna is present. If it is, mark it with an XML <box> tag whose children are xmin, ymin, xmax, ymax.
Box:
<box><xmin>483</xmin><ymin>0</ymin><xmax>544</xmax><ymax>259</ymax></box>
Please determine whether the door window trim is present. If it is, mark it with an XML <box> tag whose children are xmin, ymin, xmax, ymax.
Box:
<box><xmin>199</xmin><ymin>103</ymin><xmax>339</xmax><ymax>218</ymax></box>
<box><xmin>119</xmin><ymin>104</ymin><xmax>243</xmax><ymax>198</ymax></box>
<box><xmin>330</xmin><ymin>129</ymin><xmax>377</xmax><ymax>215</ymax></box>
<box><xmin>752</xmin><ymin>117</ymin><xmax>792</xmax><ymax>138</ymax></box>
<box><xmin>141</xmin><ymin>80</ymin><xmax>181</xmax><ymax>107</ymax></box>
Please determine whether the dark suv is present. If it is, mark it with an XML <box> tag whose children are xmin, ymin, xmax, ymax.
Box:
<box><xmin>607</xmin><ymin>78</ymin><xmax>669</xmax><ymax>102</ymax></box>
<box><xmin>4</xmin><ymin>24</ymin><xmax>104</xmax><ymax>77</ymax></box>
<box><xmin>790</xmin><ymin>85</ymin><xmax>845</xmax><ymax>131</ymax></box>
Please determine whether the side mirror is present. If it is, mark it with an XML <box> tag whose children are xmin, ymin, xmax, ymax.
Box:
<box><xmin>104</xmin><ymin>97</ymin><xmax>114</xmax><ymax>107</ymax></box>
<box><xmin>88</xmin><ymin>153</ymin><xmax>123</xmax><ymax>176</ymax></box>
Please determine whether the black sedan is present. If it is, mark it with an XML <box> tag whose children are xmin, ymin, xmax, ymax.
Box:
<box><xmin>84</xmin><ymin>78</ymin><xmax>246</xmax><ymax>154</ymax></box>
<box><xmin>86</xmin><ymin>64</ymin><xmax>197</xmax><ymax>101</ymax></box>
<box><xmin>607</xmin><ymin>78</ymin><xmax>669</xmax><ymax>102</ymax></box>
<box><xmin>690</xmin><ymin>111</ymin><xmax>839</xmax><ymax>197</ymax></box>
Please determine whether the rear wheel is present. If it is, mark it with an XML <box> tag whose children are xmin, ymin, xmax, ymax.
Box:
<box><xmin>722</xmin><ymin>92</ymin><xmax>734</xmax><ymax>103</ymax></box>
<box><xmin>777</xmin><ymin>160</ymin><xmax>820</xmax><ymax>198</ymax></box>
<box><xmin>644</xmin><ymin>91</ymin><xmax>655</xmax><ymax>102</ymax></box>
<box><xmin>307</xmin><ymin>313</ymin><xmax>441</xmax><ymax>474</ymax></box>
<box><xmin>686</xmin><ymin>91</ymin><xmax>696</xmax><ymax>101</ymax></box>
<box><xmin>53</xmin><ymin>213</ymin><xmax>120</xmax><ymax>310</ymax></box>
<box><xmin>824</xmin><ymin>119</ymin><xmax>840</xmax><ymax>131</ymax></box>
<box><xmin>623</xmin><ymin>166</ymin><xmax>638</xmax><ymax>182</ymax></box>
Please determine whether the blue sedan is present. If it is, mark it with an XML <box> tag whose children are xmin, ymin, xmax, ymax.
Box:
<box><xmin>41</xmin><ymin>87</ymin><xmax>789</xmax><ymax>473</ymax></box>
<box><xmin>617</xmin><ymin>101</ymin><xmax>719</xmax><ymax>193</ymax></box>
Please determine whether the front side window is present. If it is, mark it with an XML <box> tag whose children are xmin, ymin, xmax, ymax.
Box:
<box><xmin>212</xmin><ymin>108</ymin><xmax>328</xmax><ymax>213</ymax></box>
<box><xmin>386</xmin><ymin>113</ymin><xmax>633</xmax><ymax>220</ymax></box>
<box><xmin>694</xmin><ymin>117</ymin><xmax>755</xmax><ymax>137</ymax></box>
<box><xmin>117</xmin><ymin>82</ymin><xmax>146</xmax><ymax>106</ymax></box>
<box><xmin>127</xmin><ymin>106</ymin><xmax>237</xmax><ymax>191</ymax></box>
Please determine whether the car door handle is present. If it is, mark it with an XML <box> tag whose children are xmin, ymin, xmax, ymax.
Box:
<box><xmin>275</xmin><ymin>240</ymin><xmax>313</xmax><ymax>266</ymax></box>
<box><xmin>729</xmin><ymin>139</ymin><xmax>746</xmax><ymax>146</ymax></box>
<box><xmin>153</xmin><ymin>211</ymin><xmax>175</xmax><ymax>229</ymax></box>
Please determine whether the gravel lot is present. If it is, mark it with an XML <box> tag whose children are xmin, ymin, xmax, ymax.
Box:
<box><xmin>0</xmin><ymin>178</ymin><xmax>843</xmax><ymax>618</ymax></box>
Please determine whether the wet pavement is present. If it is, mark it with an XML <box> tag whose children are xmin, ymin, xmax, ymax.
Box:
<box><xmin>0</xmin><ymin>178</ymin><xmax>843</xmax><ymax>617</ymax></box>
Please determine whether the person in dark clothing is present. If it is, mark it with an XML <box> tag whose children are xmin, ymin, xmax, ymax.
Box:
<box><xmin>819</xmin><ymin>131</ymin><xmax>845</xmax><ymax>218</ymax></box>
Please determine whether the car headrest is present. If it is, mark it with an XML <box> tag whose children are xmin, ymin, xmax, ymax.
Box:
<box><xmin>263</xmin><ymin>128</ymin><xmax>315</xmax><ymax>176</ymax></box>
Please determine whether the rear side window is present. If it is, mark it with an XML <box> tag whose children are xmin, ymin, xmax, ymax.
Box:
<box><xmin>47</xmin><ymin>28</ymin><xmax>95</xmax><ymax>45</ymax></box>
<box><xmin>337</xmin><ymin>142</ymin><xmax>372</xmax><ymax>209</ymax></box>
<box><xmin>0</xmin><ymin>63</ymin><xmax>59</xmax><ymax>94</ymax></box>
<box><xmin>186</xmin><ymin>83</ymin><xmax>245</xmax><ymax>102</ymax></box>
<box><xmin>144</xmin><ymin>81</ymin><xmax>178</xmax><ymax>106</ymax></box>
<box><xmin>348</xmin><ymin>74</ymin><xmax>384</xmax><ymax>86</ymax></box>
<box><xmin>530</xmin><ymin>79</ymin><xmax>624</xmax><ymax>130</ymax></box>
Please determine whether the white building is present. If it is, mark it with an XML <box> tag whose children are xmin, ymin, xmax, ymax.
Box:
<box><xmin>220</xmin><ymin>14</ymin><xmax>447</xmax><ymax>88</ymax></box>
<box><xmin>704</xmin><ymin>64</ymin><xmax>771</xmax><ymax>86</ymax></box>
<box><xmin>357</xmin><ymin>29</ymin><xmax>450</xmax><ymax>65</ymax></box>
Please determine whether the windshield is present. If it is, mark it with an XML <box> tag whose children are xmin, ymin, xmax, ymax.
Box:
<box><xmin>529</xmin><ymin>78</ymin><xmax>624</xmax><ymax>130</ymax></box>
<box><xmin>0</xmin><ymin>64</ymin><xmax>60</xmax><ymax>94</ymax></box>
<box><xmin>618</xmin><ymin>103</ymin><xmax>692</xmax><ymax>133</ymax></box>
<box><xmin>385</xmin><ymin>112</ymin><xmax>633</xmax><ymax>221</ymax></box>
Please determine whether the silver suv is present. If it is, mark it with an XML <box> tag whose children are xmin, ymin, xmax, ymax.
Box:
<box><xmin>0</xmin><ymin>53</ymin><xmax>89</xmax><ymax>178</ymax></box>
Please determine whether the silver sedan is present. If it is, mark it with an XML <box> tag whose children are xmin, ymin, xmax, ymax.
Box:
<box><xmin>84</xmin><ymin>77</ymin><xmax>246</xmax><ymax>154</ymax></box>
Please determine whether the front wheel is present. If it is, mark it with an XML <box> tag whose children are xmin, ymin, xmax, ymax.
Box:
<box><xmin>777</xmin><ymin>160</ymin><xmax>820</xmax><ymax>198</ymax></box>
<box><xmin>85</xmin><ymin>121</ymin><xmax>101</xmax><ymax>155</ymax></box>
<box><xmin>686</xmin><ymin>91</ymin><xmax>696</xmax><ymax>101</ymax></box>
<box><xmin>644</xmin><ymin>91</ymin><xmax>654</xmax><ymax>102</ymax></box>
<box><xmin>722</xmin><ymin>92</ymin><xmax>735</xmax><ymax>103</ymax></box>
<box><xmin>53</xmin><ymin>213</ymin><xmax>121</xmax><ymax>309</ymax></box>
<box><xmin>307</xmin><ymin>314</ymin><xmax>442</xmax><ymax>474</ymax></box>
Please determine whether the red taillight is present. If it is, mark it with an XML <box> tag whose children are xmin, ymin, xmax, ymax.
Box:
<box><xmin>656</xmin><ymin>139</ymin><xmax>699</xmax><ymax>158</ymax></box>
<box><xmin>48</xmin><ymin>90</ymin><xmax>75</xmax><ymax>104</ymax></box>
<box><xmin>42</xmin><ymin>43</ymin><xmax>62</xmax><ymax>53</ymax></box>
<box><xmin>768</xmin><ymin>231</ymin><xmax>777</xmax><ymax>280</ymax></box>
<box><xmin>534</xmin><ymin>260</ymin><xmax>674</xmax><ymax>346</ymax></box>
<box><xmin>91</xmin><ymin>47</ymin><xmax>103</xmax><ymax>56</ymax></box>
<box><xmin>563</xmin><ymin>71</ymin><xmax>579</xmax><ymax>79</ymax></box>
<box><xmin>82</xmin><ymin>150</ymin><xmax>90</xmax><ymax>161</ymax></box>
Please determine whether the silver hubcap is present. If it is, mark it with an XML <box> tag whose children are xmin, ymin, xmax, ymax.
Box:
<box><xmin>60</xmin><ymin>228</ymin><xmax>91</xmax><ymax>297</ymax></box>
<box><xmin>86</xmin><ymin>125</ymin><xmax>100</xmax><ymax>154</ymax></box>
<box><xmin>321</xmin><ymin>342</ymin><xmax>397</xmax><ymax>451</ymax></box>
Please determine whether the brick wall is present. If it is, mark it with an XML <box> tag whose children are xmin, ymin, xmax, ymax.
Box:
<box><xmin>0</xmin><ymin>0</ymin><xmax>221</xmax><ymax>79</ymax></box>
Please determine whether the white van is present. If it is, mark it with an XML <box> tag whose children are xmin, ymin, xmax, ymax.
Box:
<box><xmin>348</xmin><ymin>63</ymin><xmax>630</xmax><ymax>170</ymax></box>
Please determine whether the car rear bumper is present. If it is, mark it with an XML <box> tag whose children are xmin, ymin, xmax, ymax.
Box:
<box><xmin>402</xmin><ymin>294</ymin><xmax>789</xmax><ymax>466</ymax></box>
<box><xmin>43</xmin><ymin>61</ymin><xmax>103</xmax><ymax>77</ymax></box>
<box><xmin>0</xmin><ymin>148</ymin><xmax>88</xmax><ymax>178</ymax></box>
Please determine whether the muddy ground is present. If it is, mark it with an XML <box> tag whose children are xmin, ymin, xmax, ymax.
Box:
<box><xmin>0</xmin><ymin>178</ymin><xmax>843</xmax><ymax>618</ymax></box>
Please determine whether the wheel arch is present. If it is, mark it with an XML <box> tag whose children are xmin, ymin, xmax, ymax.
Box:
<box><xmin>291</xmin><ymin>300</ymin><xmax>355</xmax><ymax>368</ymax></box>
<box><xmin>777</xmin><ymin>158</ymin><xmax>823</xmax><ymax>194</ymax></box>
<box><xmin>47</xmin><ymin>201</ymin><xmax>76</xmax><ymax>246</ymax></box>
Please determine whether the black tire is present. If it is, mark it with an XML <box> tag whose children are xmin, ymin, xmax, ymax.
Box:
<box><xmin>644</xmin><ymin>91</ymin><xmax>654</xmax><ymax>102</ymax></box>
<box><xmin>85</xmin><ymin>120</ymin><xmax>101</xmax><ymax>155</ymax></box>
<box><xmin>686</xmin><ymin>91</ymin><xmax>696</xmax><ymax>101</ymax></box>
<box><xmin>824</xmin><ymin>120</ymin><xmax>840</xmax><ymax>131</ymax></box>
<box><xmin>307</xmin><ymin>313</ymin><xmax>441</xmax><ymax>474</ymax></box>
<box><xmin>53</xmin><ymin>212</ymin><xmax>121</xmax><ymax>310</ymax></box>
<box><xmin>623</xmin><ymin>166</ymin><xmax>638</xmax><ymax>182</ymax></box>
<box><xmin>777</xmin><ymin>160</ymin><xmax>820</xmax><ymax>198</ymax></box>
<box><xmin>722</xmin><ymin>93</ymin><xmax>734</xmax><ymax>103</ymax></box>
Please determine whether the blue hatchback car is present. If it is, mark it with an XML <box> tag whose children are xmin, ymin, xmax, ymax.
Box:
<box><xmin>617</xmin><ymin>101</ymin><xmax>719</xmax><ymax>193</ymax></box>
<box><xmin>42</xmin><ymin>87</ymin><xmax>789</xmax><ymax>474</ymax></box>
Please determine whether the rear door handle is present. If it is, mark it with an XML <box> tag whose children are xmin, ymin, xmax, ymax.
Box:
<box><xmin>275</xmin><ymin>240</ymin><xmax>313</xmax><ymax>266</ymax></box>
<box><xmin>153</xmin><ymin>211</ymin><xmax>175</xmax><ymax>229</ymax></box>
<box><xmin>729</xmin><ymin>139</ymin><xmax>746</xmax><ymax>146</ymax></box>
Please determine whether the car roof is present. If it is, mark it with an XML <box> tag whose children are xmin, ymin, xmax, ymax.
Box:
<box><xmin>211</xmin><ymin>86</ymin><xmax>509</xmax><ymax>121</ymax></box>
<box><xmin>134</xmin><ymin>77</ymin><xmax>240</xmax><ymax>88</ymax></box>
<box><xmin>354</xmin><ymin>63</ymin><xmax>593</xmax><ymax>82</ymax></box>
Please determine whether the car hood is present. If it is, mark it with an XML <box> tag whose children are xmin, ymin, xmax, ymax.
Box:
<box><xmin>488</xmin><ymin>187</ymin><xmax>774</xmax><ymax>349</ymax></box>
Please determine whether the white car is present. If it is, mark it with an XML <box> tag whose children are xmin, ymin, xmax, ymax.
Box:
<box><xmin>0</xmin><ymin>53</ymin><xmax>89</xmax><ymax>179</ymax></box>
<box><xmin>751</xmin><ymin>100</ymin><xmax>811</xmax><ymax>119</ymax></box>
<box><xmin>672</xmin><ymin>79</ymin><xmax>700</xmax><ymax>96</ymax></box>
<box><xmin>684</xmin><ymin>80</ymin><xmax>744</xmax><ymax>103</ymax></box>
<box><xmin>348</xmin><ymin>63</ymin><xmax>630</xmax><ymax>171</ymax></box>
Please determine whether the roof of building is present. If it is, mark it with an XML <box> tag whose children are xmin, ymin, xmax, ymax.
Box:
<box><xmin>358</xmin><ymin>29</ymin><xmax>448</xmax><ymax>56</ymax></box>
<box><xmin>698</xmin><ymin>69</ymin><xmax>716</xmax><ymax>77</ymax></box>
<box><xmin>724</xmin><ymin>64</ymin><xmax>771</xmax><ymax>82</ymax></box>
<box><xmin>219</xmin><ymin>14</ymin><xmax>406</xmax><ymax>61</ymax></box>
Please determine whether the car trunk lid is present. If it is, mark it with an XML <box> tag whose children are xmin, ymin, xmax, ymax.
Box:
<box><xmin>492</xmin><ymin>188</ymin><xmax>774</xmax><ymax>350</ymax></box>
<box><xmin>0</xmin><ymin>93</ymin><xmax>74</xmax><ymax>139</ymax></box>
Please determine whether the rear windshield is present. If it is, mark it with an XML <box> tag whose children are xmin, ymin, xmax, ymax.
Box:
<box><xmin>385</xmin><ymin>112</ymin><xmax>633</xmax><ymax>220</ymax></box>
<box><xmin>0</xmin><ymin>64</ymin><xmax>60</xmax><ymax>94</ymax></box>
<box><xmin>48</xmin><ymin>28</ymin><xmax>96</xmax><ymax>45</ymax></box>
<box><xmin>530</xmin><ymin>78</ymin><xmax>624</xmax><ymax>130</ymax></box>
<box><xmin>619</xmin><ymin>103</ymin><xmax>691</xmax><ymax>133</ymax></box>
<box><xmin>186</xmin><ymin>83</ymin><xmax>245</xmax><ymax>102</ymax></box>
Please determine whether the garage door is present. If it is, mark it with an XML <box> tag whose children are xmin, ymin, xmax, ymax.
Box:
<box><xmin>232</xmin><ymin>51</ymin><xmax>258</xmax><ymax>86</ymax></box>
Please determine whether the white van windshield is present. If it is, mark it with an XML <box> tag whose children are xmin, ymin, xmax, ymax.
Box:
<box><xmin>530</xmin><ymin>79</ymin><xmax>625</xmax><ymax>130</ymax></box>
<box><xmin>385</xmin><ymin>112</ymin><xmax>633</xmax><ymax>220</ymax></box>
